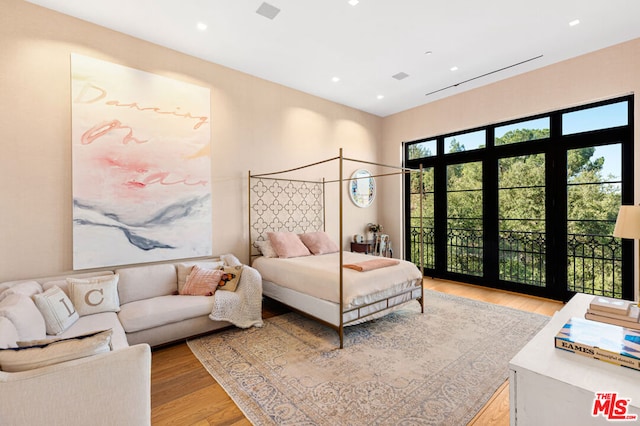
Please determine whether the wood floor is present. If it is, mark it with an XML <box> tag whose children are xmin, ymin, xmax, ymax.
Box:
<box><xmin>150</xmin><ymin>278</ymin><xmax>564</xmax><ymax>425</ymax></box>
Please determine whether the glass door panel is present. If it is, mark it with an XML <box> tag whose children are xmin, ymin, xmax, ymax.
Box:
<box><xmin>566</xmin><ymin>144</ymin><xmax>623</xmax><ymax>297</ymax></box>
<box><xmin>409</xmin><ymin>168</ymin><xmax>435</xmax><ymax>268</ymax></box>
<box><xmin>498</xmin><ymin>154</ymin><xmax>546</xmax><ymax>286</ymax></box>
<box><xmin>447</xmin><ymin>162</ymin><xmax>483</xmax><ymax>276</ymax></box>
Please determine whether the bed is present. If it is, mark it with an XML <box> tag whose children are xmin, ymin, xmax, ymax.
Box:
<box><xmin>248</xmin><ymin>149</ymin><xmax>425</xmax><ymax>348</ymax></box>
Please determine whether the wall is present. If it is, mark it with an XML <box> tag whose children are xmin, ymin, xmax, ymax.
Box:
<box><xmin>2</xmin><ymin>1</ymin><xmax>639</xmax><ymax>285</ymax></box>
<box><xmin>0</xmin><ymin>0</ymin><xmax>382</xmax><ymax>281</ymax></box>
<box><xmin>380</xmin><ymin>38</ymin><xmax>640</xmax><ymax>294</ymax></box>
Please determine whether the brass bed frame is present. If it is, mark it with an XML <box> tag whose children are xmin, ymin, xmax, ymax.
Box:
<box><xmin>248</xmin><ymin>148</ymin><xmax>425</xmax><ymax>348</ymax></box>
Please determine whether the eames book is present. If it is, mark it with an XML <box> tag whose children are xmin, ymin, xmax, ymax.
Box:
<box><xmin>555</xmin><ymin>317</ymin><xmax>640</xmax><ymax>371</ymax></box>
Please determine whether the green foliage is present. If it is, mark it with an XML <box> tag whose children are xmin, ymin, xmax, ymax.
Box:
<box><xmin>408</xmin><ymin>143</ymin><xmax>433</xmax><ymax>160</ymax></box>
<box><xmin>408</xmin><ymin>129</ymin><xmax>622</xmax><ymax>296</ymax></box>
<box><xmin>496</xmin><ymin>128</ymin><xmax>549</xmax><ymax>145</ymax></box>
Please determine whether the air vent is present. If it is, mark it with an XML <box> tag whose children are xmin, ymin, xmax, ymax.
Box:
<box><xmin>392</xmin><ymin>72</ymin><xmax>409</xmax><ymax>80</ymax></box>
<box><xmin>256</xmin><ymin>2</ymin><xmax>281</xmax><ymax>20</ymax></box>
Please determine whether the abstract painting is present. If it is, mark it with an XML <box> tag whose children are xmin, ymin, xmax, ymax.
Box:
<box><xmin>71</xmin><ymin>54</ymin><xmax>212</xmax><ymax>269</ymax></box>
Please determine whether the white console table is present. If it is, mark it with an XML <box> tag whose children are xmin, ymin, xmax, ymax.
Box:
<box><xmin>509</xmin><ymin>293</ymin><xmax>640</xmax><ymax>425</ymax></box>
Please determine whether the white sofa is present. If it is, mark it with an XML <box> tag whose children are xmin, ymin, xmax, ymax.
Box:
<box><xmin>0</xmin><ymin>255</ymin><xmax>263</xmax><ymax>426</ymax></box>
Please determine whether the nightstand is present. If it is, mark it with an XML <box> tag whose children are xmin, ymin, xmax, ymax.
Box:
<box><xmin>350</xmin><ymin>240</ymin><xmax>374</xmax><ymax>254</ymax></box>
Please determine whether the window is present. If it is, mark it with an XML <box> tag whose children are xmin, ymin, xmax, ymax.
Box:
<box><xmin>567</xmin><ymin>144</ymin><xmax>623</xmax><ymax>297</ymax></box>
<box><xmin>408</xmin><ymin>167</ymin><xmax>435</xmax><ymax>268</ymax></box>
<box><xmin>495</xmin><ymin>117</ymin><xmax>550</xmax><ymax>145</ymax></box>
<box><xmin>498</xmin><ymin>154</ymin><xmax>546</xmax><ymax>286</ymax></box>
<box><xmin>445</xmin><ymin>130</ymin><xmax>485</xmax><ymax>153</ymax></box>
<box><xmin>407</xmin><ymin>139</ymin><xmax>436</xmax><ymax>160</ymax></box>
<box><xmin>562</xmin><ymin>101</ymin><xmax>628</xmax><ymax>135</ymax></box>
<box><xmin>447</xmin><ymin>162</ymin><xmax>483</xmax><ymax>276</ymax></box>
<box><xmin>404</xmin><ymin>96</ymin><xmax>633</xmax><ymax>301</ymax></box>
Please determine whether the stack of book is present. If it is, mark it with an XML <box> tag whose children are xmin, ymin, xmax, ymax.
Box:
<box><xmin>555</xmin><ymin>316</ymin><xmax>640</xmax><ymax>371</ymax></box>
<box><xmin>585</xmin><ymin>296</ymin><xmax>640</xmax><ymax>331</ymax></box>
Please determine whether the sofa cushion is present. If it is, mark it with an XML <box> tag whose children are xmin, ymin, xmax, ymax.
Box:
<box><xmin>33</xmin><ymin>286</ymin><xmax>79</xmax><ymax>335</ymax></box>
<box><xmin>176</xmin><ymin>260</ymin><xmax>224</xmax><ymax>293</ymax></box>
<box><xmin>0</xmin><ymin>294</ymin><xmax>46</xmax><ymax>341</ymax></box>
<box><xmin>41</xmin><ymin>271</ymin><xmax>115</xmax><ymax>297</ymax></box>
<box><xmin>118</xmin><ymin>295</ymin><xmax>215</xmax><ymax>333</ymax></box>
<box><xmin>116</xmin><ymin>263</ymin><xmax>178</xmax><ymax>304</ymax></box>
<box><xmin>42</xmin><ymin>279</ymin><xmax>73</xmax><ymax>298</ymax></box>
<box><xmin>0</xmin><ymin>329</ymin><xmax>112</xmax><ymax>372</ymax></box>
<box><xmin>67</xmin><ymin>275</ymin><xmax>120</xmax><ymax>316</ymax></box>
<box><xmin>0</xmin><ymin>280</ymin><xmax>43</xmax><ymax>303</ymax></box>
<box><xmin>55</xmin><ymin>311</ymin><xmax>129</xmax><ymax>350</ymax></box>
<box><xmin>0</xmin><ymin>317</ymin><xmax>19</xmax><ymax>349</ymax></box>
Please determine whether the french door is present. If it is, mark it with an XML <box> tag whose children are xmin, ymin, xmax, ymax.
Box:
<box><xmin>405</xmin><ymin>96</ymin><xmax>634</xmax><ymax>301</ymax></box>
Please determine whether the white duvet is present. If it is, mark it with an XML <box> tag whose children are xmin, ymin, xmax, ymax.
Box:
<box><xmin>252</xmin><ymin>251</ymin><xmax>422</xmax><ymax>306</ymax></box>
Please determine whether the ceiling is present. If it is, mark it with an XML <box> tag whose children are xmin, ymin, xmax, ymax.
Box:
<box><xmin>25</xmin><ymin>0</ymin><xmax>640</xmax><ymax>117</ymax></box>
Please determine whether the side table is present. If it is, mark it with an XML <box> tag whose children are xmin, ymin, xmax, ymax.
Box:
<box><xmin>350</xmin><ymin>240</ymin><xmax>374</xmax><ymax>254</ymax></box>
<box><xmin>509</xmin><ymin>293</ymin><xmax>640</xmax><ymax>425</ymax></box>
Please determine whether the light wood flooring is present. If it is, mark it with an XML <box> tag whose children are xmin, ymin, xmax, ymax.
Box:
<box><xmin>150</xmin><ymin>278</ymin><xmax>564</xmax><ymax>425</ymax></box>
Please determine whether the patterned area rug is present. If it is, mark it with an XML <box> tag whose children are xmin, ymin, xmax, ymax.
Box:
<box><xmin>187</xmin><ymin>290</ymin><xmax>548</xmax><ymax>425</ymax></box>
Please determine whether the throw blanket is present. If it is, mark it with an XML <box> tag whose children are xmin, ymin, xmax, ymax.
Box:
<box><xmin>209</xmin><ymin>254</ymin><xmax>264</xmax><ymax>328</ymax></box>
<box><xmin>343</xmin><ymin>258</ymin><xmax>399</xmax><ymax>272</ymax></box>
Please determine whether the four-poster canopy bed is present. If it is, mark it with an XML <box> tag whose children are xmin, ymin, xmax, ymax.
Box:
<box><xmin>248</xmin><ymin>149</ymin><xmax>425</xmax><ymax>348</ymax></box>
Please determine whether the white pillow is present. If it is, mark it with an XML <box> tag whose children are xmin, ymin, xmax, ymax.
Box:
<box><xmin>0</xmin><ymin>317</ymin><xmax>19</xmax><ymax>349</ymax></box>
<box><xmin>0</xmin><ymin>329</ymin><xmax>112</xmax><ymax>372</ymax></box>
<box><xmin>0</xmin><ymin>280</ymin><xmax>43</xmax><ymax>303</ymax></box>
<box><xmin>255</xmin><ymin>240</ymin><xmax>278</xmax><ymax>258</ymax></box>
<box><xmin>67</xmin><ymin>275</ymin><xmax>120</xmax><ymax>316</ymax></box>
<box><xmin>0</xmin><ymin>294</ymin><xmax>46</xmax><ymax>341</ymax></box>
<box><xmin>33</xmin><ymin>285</ymin><xmax>79</xmax><ymax>335</ymax></box>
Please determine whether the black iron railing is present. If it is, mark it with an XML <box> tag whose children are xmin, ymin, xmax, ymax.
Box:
<box><xmin>447</xmin><ymin>227</ymin><xmax>483</xmax><ymax>276</ymax></box>
<box><xmin>567</xmin><ymin>233</ymin><xmax>622</xmax><ymax>298</ymax></box>
<box><xmin>409</xmin><ymin>225</ymin><xmax>623</xmax><ymax>297</ymax></box>
<box><xmin>499</xmin><ymin>229</ymin><xmax>545</xmax><ymax>286</ymax></box>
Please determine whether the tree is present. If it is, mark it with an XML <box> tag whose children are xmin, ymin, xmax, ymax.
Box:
<box><xmin>408</xmin><ymin>129</ymin><xmax>622</xmax><ymax>296</ymax></box>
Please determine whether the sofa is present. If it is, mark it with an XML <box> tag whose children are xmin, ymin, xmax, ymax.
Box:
<box><xmin>0</xmin><ymin>254</ymin><xmax>263</xmax><ymax>426</ymax></box>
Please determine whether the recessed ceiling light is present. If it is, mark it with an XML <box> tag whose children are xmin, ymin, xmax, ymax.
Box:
<box><xmin>392</xmin><ymin>72</ymin><xmax>409</xmax><ymax>80</ymax></box>
<box><xmin>377</xmin><ymin>95</ymin><xmax>384</xmax><ymax>100</ymax></box>
<box><xmin>332</xmin><ymin>77</ymin><xmax>340</xmax><ymax>83</ymax></box>
<box><xmin>569</xmin><ymin>19</ymin><xmax>580</xmax><ymax>26</ymax></box>
<box><xmin>196</xmin><ymin>22</ymin><xmax>207</xmax><ymax>31</ymax></box>
<box><xmin>424</xmin><ymin>51</ymin><xmax>433</xmax><ymax>55</ymax></box>
<box><xmin>348</xmin><ymin>0</ymin><xmax>359</xmax><ymax>5</ymax></box>
<box><xmin>256</xmin><ymin>2</ymin><xmax>281</xmax><ymax>20</ymax></box>
<box><xmin>450</xmin><ymin>66</ymin><xmax>459</xmax><ymax>71</ymax></box>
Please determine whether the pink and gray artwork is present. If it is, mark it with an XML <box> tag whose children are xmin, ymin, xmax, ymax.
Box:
<box><xmin>71</xmin><ymin>54</ymin><xmax>212</xmax><ymax>269</ymax></box>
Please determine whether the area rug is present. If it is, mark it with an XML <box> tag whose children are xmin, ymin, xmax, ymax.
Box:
<box><xmin>187</xmin><ymin>289</ymin><xmax>549</xmax><ymax>425</ymax></box>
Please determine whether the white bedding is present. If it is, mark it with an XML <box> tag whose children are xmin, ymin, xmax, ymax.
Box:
<box><xmin>252</xmin><ymin>251</ymin><xmax>422</xmax><ymax>307</ymax></box>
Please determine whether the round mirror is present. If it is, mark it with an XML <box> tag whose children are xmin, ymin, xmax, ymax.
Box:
<box><xmin>349</xmin><ymin>169</ymin><xmax>375</xmax><ymax>208</ymax></box>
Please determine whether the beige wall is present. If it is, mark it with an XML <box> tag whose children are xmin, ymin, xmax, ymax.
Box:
<box><xmin>2</xmin><ymin>0</ymin><xmax>639</xmax><ymax>284</ymax></box>
<box><xmin>380</xmin><ymin>38</ymin><xmax>640</xmax><ymax>261</ymax></box>
<box><xmin>0</xmin><ymin>0</ymin><xmax>382</xmax><ymax>281</ymax></box>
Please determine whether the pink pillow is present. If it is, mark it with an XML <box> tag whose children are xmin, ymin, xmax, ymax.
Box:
<box><xmin>299</xmin><ymin>232</ymin><xmax>339</xmax><ymax>255</ymax></box>
<box><xmin>180</xmin><ymin>266</ymin><xmax>223</xmax><ymax>296</ymax></box>
<box><xmin>267</xmin><ymin>232</ymin><xmax>311</xmax><ymax>258</ymax></box>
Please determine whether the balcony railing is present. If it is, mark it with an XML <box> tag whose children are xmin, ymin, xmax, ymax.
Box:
<box><xmin>499</xmin><ymin>229</ymin><xmax>545</xmax><ymax>286</ymax></box>
<box><xmin>409</xmin><ymin>225</ymin><xmax>623</xmax><ymax>298</ymax></box>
